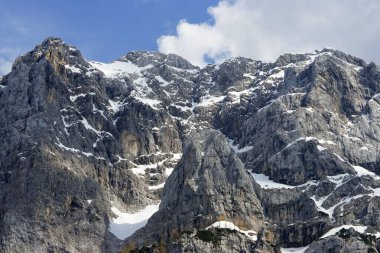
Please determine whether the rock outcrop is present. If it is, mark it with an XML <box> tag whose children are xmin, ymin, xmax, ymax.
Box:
<box><xmin>126</xmin><ymin>130</ymin><xmax>263</xmax><ymax>252</ymax></box>
<box><xmin>0</xmin><ymin>38</ymin><xmax>380</xmax><ymax>253</ymax></box>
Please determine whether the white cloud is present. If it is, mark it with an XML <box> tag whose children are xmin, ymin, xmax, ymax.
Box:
<box><xmin>157</xmin><ymin>0</ymin><xmax>380</xmax><ymax>66</ymax></box>
<box><xmin>0</xmin><ymin>58</ymin><xmax>13</xmax><ymax>76</ymax></box>
<box><xmin>0</xmin><ymin>48</ymin><xmax>22</xmax><ymax>75</ymax></box>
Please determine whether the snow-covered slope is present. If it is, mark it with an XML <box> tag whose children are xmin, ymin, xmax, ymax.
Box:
<box><xmin>1</xmin><ymin>37</ymin><xmax>380</xmax><ymax>253</ymax></box>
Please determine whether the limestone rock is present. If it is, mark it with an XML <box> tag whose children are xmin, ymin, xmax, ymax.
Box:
<box><xmin>1</xmin><ymin>38</ymin><xmax>380</xmax><ymax>253</ymax></box>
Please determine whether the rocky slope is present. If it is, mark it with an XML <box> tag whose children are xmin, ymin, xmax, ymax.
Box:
<box><xmin>0</xmin><ymin>37</ymin><xmax>380</xmax><ymax>252</ymax></box>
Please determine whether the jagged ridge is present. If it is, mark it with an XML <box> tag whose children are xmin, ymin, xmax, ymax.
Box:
<box><xmin>0</xmin><ymin>37</ymin><xmax>380</xmax><ymax>253</ymax></box>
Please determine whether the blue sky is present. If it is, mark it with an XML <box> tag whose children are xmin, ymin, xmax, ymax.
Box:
<box><xmin>0</xmin><ymin>0</ymin><xmax>218</xmax><ymax>73</ymax></box>
<box><xmin>1</xmin><ymin>0</ymin><xmax>380</xmax><ymax>74</ymax></box>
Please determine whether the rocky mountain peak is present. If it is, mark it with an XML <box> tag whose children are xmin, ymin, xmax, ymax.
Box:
<box><xmin>274</xmin><ymin>48</ymin><xmax>366</xmax><ymax>71</ymax></box>
<box><xmin>274</xmin><ymin>53</ymin><xmax>310</xmax><ymax>67</ymax></box>
<box><xmin>40</xmin><ymin>37</ymin><xmax>65</xmax><ymax>48</ymax></box>
<box><xmin>11</xmin><ymin>37</ymin><xmax>88</xmax><ymax>75</ymax></box>
<box><xmin>120</xmin><ymin>50</ymin><xmax>197</xmax><ymax>70</ymax></box>
<box><xmin>319</xmin><ymin>48</ymin><xmax>367</xmax><ymax>66</ymax></box>
<box><xmin>127</xmin><ymin>130</ymin><xmax>264</xmax><ymax>248</ymax></box>
<box><xmin>1</xmin><ymin>37</ymin><xmax>380</xmax><ymax>253</ymax></box>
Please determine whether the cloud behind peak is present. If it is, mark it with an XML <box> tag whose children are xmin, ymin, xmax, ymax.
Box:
<box><xmin>158</xmin><ymin>0</ymin><xmax>380</xmax><ymax>66</ymax></box>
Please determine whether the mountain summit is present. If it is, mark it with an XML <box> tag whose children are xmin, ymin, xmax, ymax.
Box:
<box><xmin>0</xmin><ymin>38</ymin><xmax>380</xmax><ymax>253</ymax></box>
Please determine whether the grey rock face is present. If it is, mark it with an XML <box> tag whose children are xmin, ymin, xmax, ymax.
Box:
<box><xmin>123</xmin><ymin>51</ymin><xmax>197</xmax><ymax>70</ymax></box>
<box><xmin>0</xmin><ymin>37</ymin><xmax>185</xmax><ymax>252</ymax></box>
<box><xmin>305</xmin><ymin>228</ymin><xmax>378</xmax><ymax>253</ymax></box>
<box><xmin>1</xmin><ymin>37</ymin><xmax>380</xmax><ymax>253</ymax></box>
<box><xmin>126</xmin><ymin>130</ymin><xmax>263</xmax><ymax>252</ymax></box>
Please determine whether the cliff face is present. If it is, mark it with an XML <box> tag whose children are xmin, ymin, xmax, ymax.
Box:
<box><xmin>0</xmin><ymin>38</ymin><xmax>380</xmax><ymax>252</ymax></box>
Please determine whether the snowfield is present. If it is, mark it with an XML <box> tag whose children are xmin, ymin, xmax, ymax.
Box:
<box><xmin>109</xmin><ymin>204</ymin><xmax>160</xmax><ymax>240</ymax></box>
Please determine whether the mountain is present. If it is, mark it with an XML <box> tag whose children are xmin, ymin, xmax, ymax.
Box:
<box><xmin>0</xmin><ymin>37</ymin><xmax>380</xmax><ymax>253</ymax></box>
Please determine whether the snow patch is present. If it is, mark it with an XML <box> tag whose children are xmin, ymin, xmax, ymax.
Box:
<box><xmin>168</xmin><ymin>65</ymin><xmax>198</xmax><ymax>74</ymax></box>
<box><xmin>55</xmin><ymin>138</ymin><xmax>94</xmax><ymax>157</ymax></box>
<box><xmin>352</xmin><ymin>165</ymin><xmax>380</xmax><ymax>179</ymax></box>
<box><xmin>228</xmin><ymin>88</ymin><xmax>253</xmax><ymax>104</ymax></box>
<box><xmin>171</xmin><ymin>104</ymin><xmax>192</xmax><ymax>112</ymax></box>
<box><xmin>90</xmin><ymin>61</ymin><xmax>163</xmax><ymax>110</ymax></box>
<box><xmin>65</xmin><ymin>64</ymin><xmax>81</xmax><ymax>74</ymax></box>
<box><xmin>281</xmin><ymin>246</ymin><xmax>309</xmax><ymax>253</ymax></box>
<box><xmin>327</xmin><ymin>174</ymin><xmax>351</xmax><ymax>187</ymax></box>
<box><xmin>132</xmin><ymin>95</ymin><xmax>161</xmax><ymax>110</ymax></box>
<box><xmin>165</xmin><ymin>168</ymin><xmax>174</xmax><ymax>176</ymax></box>
<box><xmin>311</xmin><ymin>185</ymin><xmax>369</xmax><ymax>219</ymax></box>
<box><xmin>107</xmin><ymin>99</ymin><xmax>124</xmax><ymax>112</ymax></box>
<box><xmin>109</xmin><ymin>204</ymin><xmax>159</xmax><ymax>240</ymax></box>
<box><xmin>249</xmin><ymin>172</ymin><xmax>317</xmax><ymax>189</ymax></box>
<box><xmin>243</xmin><ymin>73</ymin><xmax>256</xmax><ymax>80</ymax></box>
<box><xmin>131</xmin><ymin>153</ymin><xmax>181</xmax><ymax>177</ymax></box>
<box><xmin>321</xmin><ymin>225</ymin><xmax>367</xmax><ymax>239</ymax></box>
<box><xmin>284</xmin><ymin>137</ymin><xmax>336</xmax><ymax>149</ymax></box>
<box><xmin>89</xmin><ymin>60</ymin><xmax>151</xmax><ymax>78</ymax></box>
<box><xmin>92</xmin><ymin>104</ymin><xmax>106</xmax><ymax>118</ymax></box>
<box><xmin>197</xmin><ymin>95</ymin><xmax>226</xmax><ymax>107</ymax></box>
<box><xmin>80</xmin><ymin>117</ymin><xmax>101</xmax><ymax>135</ymax></box>
<box><xmin>250</xmin><ymin>173</ymin><xmax>296</xmax><ymax>189</ymax></box>
<box><xmin>309</xmin><ymin>174</ymin><xmax>352</xmax><ymax>219</ymax></box>
<box><xmin>333</xmin><ymin>153</ymin><xmax>345</xmax><ymax>162</ymax></box>
<box><xmin>227</xmin><ymin>139</ymin><xmax>253</xmax><ymax>153</ymax></box>
<box><xmin>131</xmin><ymin>162</ymin><xmax>162</xmax><ymax>176</ymax></box>
<box><xmin>343</xmin><ymin>134</ymin><xmax>361</xmax><ymax>141</ymax></box>
<box><xmin>155</xmin><ymin>75</ymin><xmax>171</xmax><ymax>86</ymax></box>
<box><xmin>269</xmin><ymin>70</ymin><xmax>284</xmax><ymax>79</ymax></box>
<box><xmin>148</xmin><ymin>183</ymin><xmax>165</xmax><ymax>190</ymax></box>
<box><xmin>304</xmin><ymin>107</ymin><xmax>314</xmax><ymax>112</ymax></box>
<box><xmin>69</xmin><ymin>92</ymin><xmax>95</xmax><ymax>102</ymax></box>
<box><xmin>206</xmin><ymin>221</ymin><xmax>257</xmax><ymax>241</ymax></box>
